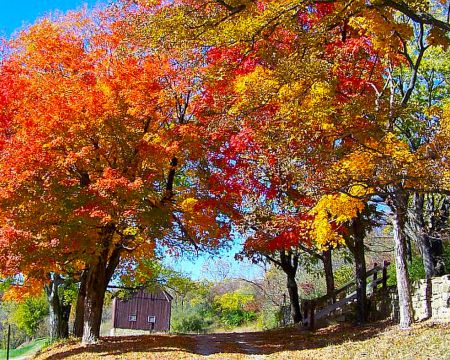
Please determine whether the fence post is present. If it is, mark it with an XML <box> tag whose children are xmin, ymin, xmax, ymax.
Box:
<box><xmin>6</xmin><ymin>324</ymin><xmax>10</xmax><ymax>360</ymax></box>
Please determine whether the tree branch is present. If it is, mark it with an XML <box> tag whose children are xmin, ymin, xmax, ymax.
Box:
<box><xmin>381</xmin><ymin>0</ymin><xmax>450</xmax><ymax>32</ymax></box>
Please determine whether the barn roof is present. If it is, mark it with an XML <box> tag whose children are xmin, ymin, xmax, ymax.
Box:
<box><xmin>117</xmin><ymin>287</ymin><xmax>173</xmax><ymax>302</ymax></box>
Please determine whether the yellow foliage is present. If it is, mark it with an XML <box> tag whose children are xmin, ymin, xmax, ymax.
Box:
<box><xmin>382</xmin><ymin>133</ymin><xmax>415</xmax><ymax>163</ymax></box>
<box><xmin>3</xmin><ymin>278</ymin><xmax>44</xmax><ymax>301</ymax></box>
<box><xmin>439</xmin><ymin>103</ymin><xmax>450</xmax><ymax>136</ymax></box>
<box><xmin>180</xmin><ymin>197</ymin><xmax>198</xmax><ymax>212</ymax></box>
<box><xmin>278</xmin><ymin>81</ymin><xmax>304</xmax><ymax>100</ymax></box>
<box><xmin>97</xmin><ymin>81</ymin><xmax>112</xmax><ymax>97</ymax></box>
<box><xmin>214</xmin><ymin>291</ymin><xmax>254</xmax><ymax>312</ymax></box>
<box><xmin>348</xmin><ymin>184</ymin><xmax>374</xmax><ymax>197</ymax></box>
<box><xmin>310</xmin><ymin>193</ymin><xmax>365</xmax><ymax>249</ymax></box>
<box><xmin>348</xmin><ymin>10</ymin><xmax>413</xmax><ymax>56</ymax></box>
<box><xmin>335</xmin><ymin>149</ymin><xmax>375</xmax><ymax>179</ymax></box>
<box><xmin>231</xmin><ymin>66</ymin><xmax>279</xmax><ymax>114</ymax></box>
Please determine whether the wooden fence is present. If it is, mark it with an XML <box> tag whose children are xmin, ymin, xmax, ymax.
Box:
<box><xmin>302</xmin><ymin>260</ymin><xmax>390</xmax><ymax>329</ymax></box>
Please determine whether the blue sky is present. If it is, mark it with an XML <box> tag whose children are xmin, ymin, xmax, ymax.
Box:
<box><xmin>165</xmin><ymin>240</ymin><xmax>264</xmax><ymax>281</ymax></box>
<box><xmin>0</xmin><ymin>1</ymin><xmax>104</xmax><ymax>37</ymax></box>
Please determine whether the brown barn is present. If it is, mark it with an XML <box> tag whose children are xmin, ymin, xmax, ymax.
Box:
<box><xmin>111</xmin><ymin>288</ymin><xmax>172</xmax><ymax>332</ymax></box>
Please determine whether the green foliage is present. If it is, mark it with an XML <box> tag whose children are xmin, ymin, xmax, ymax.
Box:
<box><xmin>333</xmin><ymin>265</ymin><xmax>354</xmax><ymax>288</ymax></box>
<box><xmin>0</xmin><ymin>278</ymin><xmax>16</xmax><ymax>294</ymax></box>
<box><xmin>171</xmin><ymin>287</ymin><xmax>258</xmax><ymax>332</ymax></box>
<box><xmin>10</xmin><ymin>294</ymin><xmax>49</xmax><ymax>338</ymax></box>
<box><xmin>174</xmin><ymin>315</ymin><xmax>208</xmax><ymax>333</ymax></box>
<box><xmin>443</xmin><ymin>245</ymin><xmax>450</xmax><ymax>272</ymax></box>
<box><xmin>118</xmin><ymin>259</ymin><xmax>199</xmax><ymax>300</ymax></box>
<box><xmin>169</xmin><ymin>278</ymin><xmax>215</xmax><ymax>333</ymax></box>
<box><xmin>171</xmin><ymin>303</ymin><xmax>214</xmax><ymax>333</ymax></box>
<box><xmin>387</xmin><ymin>256</ymin><xmax>424</xmax><ymax>286</ymax></box>
<box><xmin>257</xmin><ymin>306</ymin><xmax>281</xmax><ymax>330</ymax></box>
<box><xmin>386</xmin><ymin>245</ymin><xmax>450</xmax><ymax>286</ymax></box>
<box><xmin>213</xmin><ymin>291</ymin><xmax>257</xmax><ymax>327</ymax></box>
<box><xmin>219</xmin><ymin>309</ymin><xmax>256</xmax><ymax>327</ymax></box>
<box><xmin>60</xmin><ymin>282</ymin><xmax>78</xmax><ymax>307</ymax></box>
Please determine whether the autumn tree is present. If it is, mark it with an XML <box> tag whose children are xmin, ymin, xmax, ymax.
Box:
<box><xmin>400</xmin><ymin>46</ymin><xmax>450</xmax><ymax>278</ymax></box>
<box><xmin>179</xmin><ymin>0</ymin><xmax>450</xmax><ymax>330</ymax></box>
<box><xmin>173</xmin><ymin>0</ymin><xmax>385</xmax><ymax>325</ymax></box>
<box><xmin>0</xmin><ymin>7</ymin><xmax>233</xmax><ymax>343</ymax></box>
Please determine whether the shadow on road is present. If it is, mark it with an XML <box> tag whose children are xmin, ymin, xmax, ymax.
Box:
<box><xmin>37</xmin><ymin>320</ymin><xmax>393</xmax><ymax>359</ymax></box>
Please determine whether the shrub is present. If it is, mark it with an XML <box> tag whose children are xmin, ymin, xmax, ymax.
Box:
<box><xmin>386</xmin><ymin>245</ymin><xmax>450</xmax><ymax>286</ymax></box>
<box><xmin>219</xmin><ymin>309</ymin><xmax>257</xmax><ymax>327</ymax></box>
<box><xmin>10</xmin><ymin>294</ymin><xmax>49</xmax><ymax>338</ymax></box>
<box><xmin>170</xmin><ymin>303</ymin><xmax>213</xmax><ymax>333</ymax></box>
<box><xmin>213</xmin><ymin>291</ymin><xmax>257</xmax><ymax>327</ymax></box>
<box><xmin>333</xmin><ymin>265</ymin><xmax>354</xmax><ymax>288</ymax></box>
<box><xmin>257</xmin><ymin>305</ymin><xmax>282</xmax><ymax>330</ymax></box>
<box><xmin>172</xmin><ymin>313</ymin><xmax>210</xmax><ymax>333</ymax></box>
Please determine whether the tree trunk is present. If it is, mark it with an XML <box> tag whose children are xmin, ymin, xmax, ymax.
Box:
<box><xmin>407</xmin><ymin>192</ymin><xmax>448</xmax><ymax>278</ymax></box>
<box><xmin>46</xmin><ymin>274</ymin><xmax>71</xmax><ymax>341</ymax></box>
<box><xmin>407</xmin><ymin>193</ymin><xmax>435</xmax><ymax>278</ymax></box>
<box><xmin>345</xmin><ymin>214</ymin><xmax>368</xmax><ymax>325</ymax></box>
<box><xmin>430</xmin><ymin>196</ymin><xmax>449</xmax><ymax>276</ymax></box>
<box><xmin>406</xmin><ymin>235</ymin><xmax>413</xmax><ymax>264</ymax></box>
<box><xmin>286</xmin><ymin>270</ymin><xmax>302</xmax><ymax>323</ymax></box>
<box><xmin>392</xmin><ymin>189</ymin><xmax>414</xmax><ymax>329</ymax></box>
<box><xmin>82</xmin><ymin>226</ymin><xmax>121</xmax><ymax>344</ymax></box>
<box><xmin>322</xmin><ymin>248</ymin><xmax>335</xmax><ymax>302</ymax></box>
<box><xmin>353</xmin><ymin>219</ymin><xmax>367</xmax><ymax>324</ymax></box>
<box><xmin>82</xmin><ymin>263</ymin><xmax>108</xmax><ymax>344</ymax></box>
<box><xmin>73</xmin><ymin>270</ymin><xmax>87</xmax><ymax>338</ymax></box>
<box><xmin>279</xmin><ymin>251</ymin><xmax>302</xmax><ymax>324</ymax></box>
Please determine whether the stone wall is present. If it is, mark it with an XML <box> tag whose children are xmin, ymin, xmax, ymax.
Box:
<box><xmin>411</xmin><ymin>275</ymin><xmax>450</xmax><ymax>322</ymax></box>
<box><xmin>302</xmin><ymin>275</ymin><xmax>450</xmax><ymax>327</ymax></box>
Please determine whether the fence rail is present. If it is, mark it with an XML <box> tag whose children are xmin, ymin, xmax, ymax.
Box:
<box><xmin>302</xmin><ymin>260</ymin><xmax>390</xmax><ymax>329</ymax></box>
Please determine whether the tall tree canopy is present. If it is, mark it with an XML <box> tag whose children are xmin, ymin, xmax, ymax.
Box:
<box><xmin>1</xmin><ymin>0</ymin><xmax>450</xmax><ymax>343</ymax></box>
<box><xmin>0</xmin><ymin>7</ymin><xmax>236</xmax><ymax>343</ymax></box>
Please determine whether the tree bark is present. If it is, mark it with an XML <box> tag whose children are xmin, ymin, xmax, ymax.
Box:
<box><xmin>344</xmin><ymin>213</ymin><xmax>368</xmax><ymax>325</ymax></box>
<box><xmin>82</xmin><ymin>226</ymin><xmax>121</xmax><ymax>344</ymax></box>
<box><xmin>279</xmin><ymin>251</ymin><xmax>302</xmax><ymax>324</ymax></box>
<box><xmin>430</xmin><ymin>196</ymin><xmax>449</xmax><ymax>276</ymax></box>
<box><xmin>82</xmin><ymin>263</ymin><xmax>108</xmax><ymax>344</ymax></box>
<box><xmin>286</xmin><ymin>269</ymin><xmax>302</xmax><ymax>323</ymax></box>
<box><xmin>353</xmin><ymin>219</ymin><xmax>367</xmax><ymax>324</ymax></box>
<box><xmin>407</xmin><ymin>193</ymin><xmax>435</xmax><ymax>278</ymax></box>
<box><xmin>322</xmin><ymin>248</ymin><xmax>335</xmax><ymax>302</ymax></box>
<box><xmin>73</xmin><ymin>270</ymin><xmax>87</xmax><ymax>338</ymax></box>
<box><xmin>392</xmin><ymin>189</ymin><xmax>414</xmax><ymax>329</ymax></box>
<box><xmin>407</xmin><ymin>193</ymin><xmax>448</xmax><ymax>278</ymax></box>
<box><xmin>46</xmin><ymin>274</ymin><xmax>71</xmax><ymax>341</ymax></box>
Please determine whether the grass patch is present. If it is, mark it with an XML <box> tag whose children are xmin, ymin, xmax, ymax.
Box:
<box><xmin>0</xmin><ymin>338</ymin><xmax>48</xmax><ymax>359</ymax></box>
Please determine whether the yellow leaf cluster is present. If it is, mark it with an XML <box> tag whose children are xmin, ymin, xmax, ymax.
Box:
<box><xmin>335</xmin><ymin>149</ymin><xmax>375</xmax><ymax>179</ymax></box>
<box><xmin>310</xmin><ymin>193</ymin><xmax>365</xmax><ymax>249</ymax></box>
<box><xmin>348</xmin><ymin>184</ymin><xmax>374</xmax><ymax>197</ymax></box>
<box><xmin>180</xmin><ymin>197</ymin><xmax>198</xmax><ymax>213</ymax></box>
<box><xmin>348</xmin><ymin>10</ymin><xmax>413</xmax><ymax>55</ymax></box>
<box><xmin>439</xmin><ymin>104</ymin><xmax>450</xmax><ymax>136</ymax></box>
<box><xmin>382</xmin><ymin>133</ymin><xmax>415</xmax><ymax>163</ymax></box>
<box><xmin>231</xmin><ymin>66</ymin><xmax>279</xmax><ymax>114</ymax></box>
